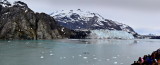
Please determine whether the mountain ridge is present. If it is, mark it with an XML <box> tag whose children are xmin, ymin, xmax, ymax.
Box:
<box><xmin>0</xmin><ymin>1</ymin><xmax>76</xmax><ymax>40</ymax></box>
<box><xmin>50</xmin><ymin>9</ymin><xmax>139</xmax><ymax>37</ymax></box>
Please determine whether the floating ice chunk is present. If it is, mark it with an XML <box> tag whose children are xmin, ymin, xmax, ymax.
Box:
<box><xmin>50</xmin><ymin>53</ymin><xmax>54</xmax><ymax>56</ymax></box>
<box><xmin>72</xmin><ymin>56</ymin><xmax>75</xmax><ymax>58</ymax></box>
<box><xmin>114</xmin><ymin>62</ymin><xmax>118</xmax><ymax>64</ymax></box>
<box><xmin>112</xmin><ymin>57</ymin><xmax>117</xmax><ymax>59</ymax></box>
<box><xmin>8</xmin><ymin>41</ymin><xmax>11</xmax><ymax>42</ymax></box>
<box><xmin>83</xmin><ymin>57</ymin><xmax>88</xmax><ymax>59</ymax></box>
<box><xmin>79</xmin><ymin>55</ymin><xmax>82</xmax><ymax>57</ymax></box>
<box><xmin>93</xmin><ymin>58</ymin><xmax>97</xmax><ymax>60</ymax></box>
<box><xmin>106</xmin><ymin>59</ymin><xmax>110</xmax><ymax>61</ymax></box>
<box><xmin>63</xmin><ymin>57</ymin><xmax>66</xmax><ymax>59</ymax></box>
<box><xmin>40</xmin><ymin>56</ymin><xmax>44</xmax><ymax>59</ymax></box>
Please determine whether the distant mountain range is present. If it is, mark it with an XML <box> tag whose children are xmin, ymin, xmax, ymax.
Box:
<box><xmin>50</xmin><ymin>9</ymin><xmax>139</xmax><ymax>37</ymax></box>
<box><xmin>50</xmin><ymin>9</ymin><xmax>160</xmax><ymax>39</ymax></box>
<box><xmin>0</xmin><ymin>0</ymin><xmax>159</xmax><ymax>40</ymax></box>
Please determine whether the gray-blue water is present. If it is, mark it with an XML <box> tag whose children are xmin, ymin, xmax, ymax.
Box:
<box><xmin>0</xmin><ymin>39</ymin><xmax>160</xmax><ymax>65</ymax></box>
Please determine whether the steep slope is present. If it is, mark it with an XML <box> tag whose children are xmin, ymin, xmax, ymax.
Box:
<box><xmin>51</xmin><ymin>9</ymin><xmax>139</xmax><ymax>37</ymax></box>
<box><xmin>0</xmin><ymin>1</ymin><xmax>73</xmax><ymax>40</ymax></box>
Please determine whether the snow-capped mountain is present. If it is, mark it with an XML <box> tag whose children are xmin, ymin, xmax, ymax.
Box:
<box><xmin>88</xmin><ymin>30</ymin><xmax>134</xmax><ymax>39</ymax></box>
<box><xmin>50</xmin><ymin>9</ymin><xmax>138</xmax><ymax>37</ymax></box>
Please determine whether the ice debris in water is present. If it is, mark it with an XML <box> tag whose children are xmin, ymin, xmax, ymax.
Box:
<box><xmin>8</xmin><ymin>41</ymin><xmax>11</xmax><ymax>42</ymax></box>
<box><xmin>106</xmin><ymin>59</ymin><xmax>110</xmax><ymax>61</ymax></box>
<box><xmin>40</xmin><ymin>56</ymin><xmax>44</xmax><ymax>59</ymax></box>
<box><xmin>63</xmin><ymin>57</ymin><xmax>66</xmax><ymax>59</ymax></box>
<box><xmin>83</xmin><ymin>57</ymin><xmax>88</xmax><ymax>59</ymax></box>
<box><xmin>114</xmin><ymin>62</ymin><xmax>118</xmax><ymax>64</ymax></box>
<box><xmin>93</xmin><ymin>58</ymin><xmax>97</xmax><ymax>60</ymax></box>
<box><xmin>72</xmin><ymin>56</ymin><xmax>75</xmax><ymax>58</ymax></box>
<box><xmin>112</xmin><ymin>57</ymin><xmax>117</xmax><ymax>59</ymax></box>
<box><xmin>79</xmin><ymin>55</ymin><xmax>82</xmax><ymax>57</ymax></box>
<box><xmin>50</xmin><ymin>53</ymin><xmax>54</xmax><ymax>56</ymax></box>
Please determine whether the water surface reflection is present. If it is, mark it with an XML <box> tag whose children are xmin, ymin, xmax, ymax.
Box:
<box><xmin>0</xmin><ymin>39</ymin><xmax>160</xmax><ymax>65</ymax></box>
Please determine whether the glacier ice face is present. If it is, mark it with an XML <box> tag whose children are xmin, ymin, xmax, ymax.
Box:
<box><xmin>88</xmin><ymin>30</ymin><xmax>134</xmax><ymax>39</ymax></box>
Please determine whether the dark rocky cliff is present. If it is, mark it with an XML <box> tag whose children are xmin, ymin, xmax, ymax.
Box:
<box><xmin>0</xmin><ymin>1</ymin><xmax>74</xmax><ymax>40</ymax></box>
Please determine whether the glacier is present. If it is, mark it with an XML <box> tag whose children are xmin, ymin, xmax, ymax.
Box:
<box><xmin>87</xmin><ymin>30</ymin><xmax>134</xmax><ymax>39</ymax></box>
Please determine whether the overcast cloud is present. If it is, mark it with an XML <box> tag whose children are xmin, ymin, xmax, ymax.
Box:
<box><xmin>7</xmin><ymin>0</ymin><xmax>160</xmax><ymax>35</ymax></box>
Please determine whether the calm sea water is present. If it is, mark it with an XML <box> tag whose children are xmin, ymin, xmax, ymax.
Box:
<box><xmin>0</xmin><ymin>39</ymin><xmax>160</xmax><ymax>65</ymax></box>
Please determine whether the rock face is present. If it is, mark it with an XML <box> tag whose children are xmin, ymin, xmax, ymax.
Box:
<box><xmin>0</xmin><ymin>1</ymin><xmax>73</xmax><ymax>40</ymax></box>
<box><xmin>51</xmin><ymin>9</ymin><xmax>139</xmax><ymax>37</ymax></box>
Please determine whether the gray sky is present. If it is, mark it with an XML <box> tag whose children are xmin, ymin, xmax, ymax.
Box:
<box><xmin>8</xmin><ymin>0</ymin><xmax>160</xmax><ymax>35</ymax></box>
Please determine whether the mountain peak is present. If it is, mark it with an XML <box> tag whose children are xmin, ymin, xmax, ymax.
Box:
<box><xmin>13</xmin><ymin>1</ymin><xmax>28</xmax><ymax>8</ymax></box>
<box><xmin>51</xmin><ymin>9</ymin><xmax>106</xmax><ymax>24</ymax></box>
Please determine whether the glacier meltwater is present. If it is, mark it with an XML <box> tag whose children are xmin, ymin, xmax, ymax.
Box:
<box><xmin>88</xmin><ymin>30</ymin><xmax>134</xmax><ymax>39</ymax></box>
